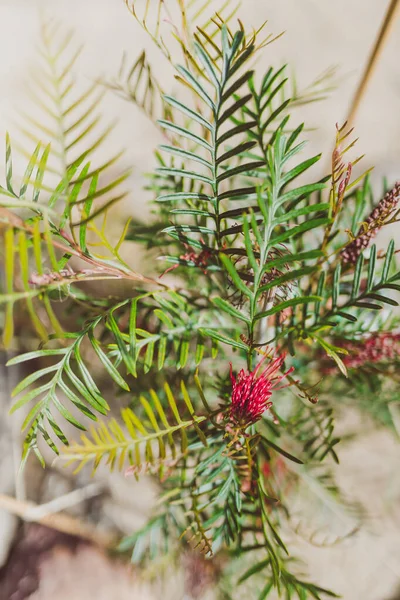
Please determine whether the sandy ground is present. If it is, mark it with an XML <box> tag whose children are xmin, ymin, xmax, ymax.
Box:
<box><xmin>0</xmin><ymin>1</ymin><xmax>400</xmax><ymax>599</ymax></box>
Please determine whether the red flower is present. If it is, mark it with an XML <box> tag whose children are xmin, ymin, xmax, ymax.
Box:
<box><xmin>341</xmin><ymin>332</ymin><xmax>400</xmax><ymax>369</ymax></box>
<box><xmin>229</xmin><ymin>354</ymin><xmax>292</xmax><ymax>427</ymax></box>
<box><xmin>341</xmin><ymin>182</ymin><xmax>400</xmax><ymax>264</ymax></box>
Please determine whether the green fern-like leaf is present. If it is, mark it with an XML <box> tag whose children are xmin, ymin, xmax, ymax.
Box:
<box><xmin>313</xmin><ymin>241</ymin><xmax>400</xmax><ymax>329</ymax></box>
<box><xmin>16</xmin><ymin>19</ymin><xmax>130</xmax><ymax>224</ymax></box>
<box><xmin>8</xmin><ymin>291</ymin><xmax>223</xmax><ymax>458</ymax></box>
<box><xmin>101</xmin><ymin>50</ymin><xmax>173</xmax><ymax>129</ymax></box>
<box><xmin>157</xmin><ymin>25</ymin><xmax>268</xmax><ymax>264</ymax></box>
<box><xmin>0</xmin><ymin>144</ymin><xmax>94</xmax><ymax>346</ymax></box>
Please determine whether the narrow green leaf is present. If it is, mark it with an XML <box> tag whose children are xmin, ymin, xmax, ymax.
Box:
<box><xmin>315</xmin><ymin>336</ymin><xmax>347</xmax><ymax>377</ymax></box>
<box><xmin>258</xmin><ymin>267</ymin><xmax>316</xmax><ymax>295</ymax></box>
<box><xmin>178</xmin><ymin>339</ymin><xmax>190</xmax><ymax>369</ymax></box>
<box><xmin>64</xmin><ymin>362</ymin><xmax>108</xmax><ymax>415</ymax></box>
<box><xmin>157</xmin><ymin>336</ymin><xmax>167</xmax><ymax>371</ymax></box>
<box><xmin>33</xmin><ymin>144</ymin><xmax>51</xmax><ymax>202</ymax></box>
<box><xmin>351</xmin><ymin>253</ymin><xmax>364</xmax><ymax>300</ymax></box>
<box><xmin>164</xmin><ymin>95</ymin><xmax>213</xmax><ymax>131</ymax></box>
<box><xmin>79</xmin><ymin>173</ymin><xmax>97</xmax><ymax>253</ymax></box>
<box><xmin>88</xmin><ymin>330</ymin><xmax>130</xmax><ymax>391</ymax></box>
<box><xmin>227</xmin><ymin>41</ymin><xmax>252</xmax><ymax>79</ymax></box>
<box><xmin>211</xmin><ymin>296</ymin><xmax>250</xmax><ymax>324</ymax></box>
<box><xmin>169</xmin><ymin>208</ymin><xmax>212</xmax><ymax>217</ymax></box>
<box><xmin>274</xmin><ymin>202</ymin><xmax>329</xmax><ymax>224</ymax></box>
<box><xmin>199</xmin><ymin>328</ymin><xmax>248</xmax><ymax>351</ymax></box>
<box><xmin>7</xmin><ymin>349</ymin><xmax>67</xmax><ymax>365</ymax></box>
<box><xmin>218</xmin><ymin>94</ymin><xmax>253</xmax><ymax>125</ymax></box>
<box><xmin>280</xmin><ymin>154</ymin><xmax>321</xmax><ymax>187</ymax></box>
<box><xmin>3</xmin><ymin>228</ymin><xmax>15</xmax><ymax>347</ymax></box>
<box><xmin>258</xmin><ymin>581</ymin><xmax>274</xmax><ymax>599</ymax></box>
<box><xmin>108</xmin><ymin>312</ymin><xmax>136</xmax><ymax>376</ymax></box>
<box><xmin>48</xmin><ymin>157</ymin><xmax>84</xmax><ymax>209</ymax></box>
<box><xmin>159</xmin><ymin>145</ymin><xmax>212</xmax><ymax>170</ymax></box>
<box><xmin>354</xmin><ymin>301</ymin><xmax>382</xmax><ymax>310</ymax></box>
<box><xmin>60</xmin><ymin>162</ymin><xmax>91</xmax><ymax>228</ymax></box>
<box><xmin>176</xmin><ymin>65</ymin><xmax>215</xmax><ymax>110</ymax></box>
<box><xmin>58</xmin><ymin>380</ymin><xmax>97</xmax><ymax>421</ymax></box>
<box><xmin>278</xmin><ymin>183</ymin><xmax>326</xmax><ymax>206</ymax></box>
<box><xmin>157</xmin><ymin>167</ymin><xmax>213</xmax><ymax>186</ymax></box>
<box><xmin>261</xmin><ymin>437</ymin><xmax>303</xmax><ymax>464</ymax></box>
<box><xmin>256</xmin><ymin>296</ymin><xmax>322</xmax><ymax>320</ymax></box>
<box><xmin>158</xmin><ymin>120</ymin><xmax>212</xmax><ymax>152</ymax></box>
<box><xmin>243</xmin><ymin>215</ymin><xmax>259</xmax><ymax>273</ymax></box>
<box><xmin>194</xmin><ymin>41</ymin><xmax>220</xmax><ymax>89</ymax></box>
<box><xmin>144</xmin><ymin>341</ymin><xmax>155</xmax><ymax>374</ymax></box>
<box><xmin>52</xmin><ymin>394</ymin><xmax>86</xmax><ymax>431</ymax></box>
<box><xmin>367</xmin><ymin>244</ymin><xmax>376</xmax><ymax>291</ymax></box>
<box><xmin>164</xmin><ymin>382</ymin><xmax>182</xmax><ymax>424</ymax></box>
<box><xmin>217</xmin><ymin>161</ymin><xmax>264</xmax><ymax>183</ymax></box>
<box><xmin>219</xmin><ymin>254</ymin><xmax>252</xmax><ymax>298</ymax></box>
<box><xmin>217</xmin><ymin>121</ymin><xmax>258</xmax><ymax>146</ymax></box>
<box><xmin>314</xmin><ymin>271</ymin><xmax>325</xmax><ymax>319</ymax></box>
<box><xmin>336</xmin><ymin>311</ymin><xmax>357</xmax><ymax>322</ymax></box>
<box><xmin>382</xmin><ymin>283</ymin><xmax>400</xmax><ymax>292</ymax></box>
<box><xmin>271</xmin><ymin>218</ymin><xmax>332</xmax><ymax>246</ymax></box>
<box><xmin>157</xmin><ymin>191</ymin><xmax>212</xmax><ymax>203</ymax></box>
<box><xmin>216</xmin><ymin>141</ymin><xmax>256</xmax><ymax>165</ymax></box>
<box><xmin>19</xmin><ymin>143</ymin><xmax>41</xmax><ymax>196</ymax></box>
<box><xmin>12</xmin><ymin>364</ymin><xmax>59</xmax><ymax>396</ymax></box>
<box><xmin>195</xmin><ymin>335</ymin><xmax>205</xmax><ymax>366</ymax></box>
<box><xmin>366</xmin><ymin>293</ymin><xmax>398</xmax><ymax>306</ymax></box>
<box><xmin>381</xmin><ymin>239</ymin><xmax>395</xmax><ymax>283</ymax></box>
<box><xmin>218</xmin><ymin>186</ymin><xmax>257</xmax><ymax>201</ymax></box>
<box><xmin>162</xmin><ymin>224</ymin><xmax>215</xmax><ymax>236</ymax></box>
<box><xmin>262</xmin><ymin>250</ymin><xmax>323</xmax><ymax>271</ymax></box>
<box><xmin>10</xmin><ymin>383</ymin><xmax>52</xmax><ymax>415</ymax></box>
<box><xmin>332</xmin><ymin>264</ymin><xmax>341</xmax><ymax>308</ymax></box>
<box><xmin>5</xmin><ymin>133</ymin><xmax>15</xmax><ymax>194</ymax></box>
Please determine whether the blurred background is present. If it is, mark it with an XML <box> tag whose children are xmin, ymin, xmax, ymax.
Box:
<box><xmin>0</xmin><ymin>1</ymin><xmax>400</xmax><ymax>599</ymax></box>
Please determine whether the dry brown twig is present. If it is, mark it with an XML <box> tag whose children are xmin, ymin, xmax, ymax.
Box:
<box><xmin>0</xmin><ymin>486</ymin><xmax>117</xmax><ymax>549</ymax></box>
<box><xmin>347</xmin><ymin>0</ymin><xmax>400</xmax><ymax>126</ymax></box>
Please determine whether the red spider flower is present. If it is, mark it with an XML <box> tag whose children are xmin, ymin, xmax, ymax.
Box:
<box><xmin>229</xmin><ymin>354</ymin><xmax>293</xmax><ymax>427</ymax></box>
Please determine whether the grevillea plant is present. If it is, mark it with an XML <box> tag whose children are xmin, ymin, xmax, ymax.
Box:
<box><xmin>1</xmin><ymin>2</ymin><xmax>400</xmax><ymax>598</ymax></box>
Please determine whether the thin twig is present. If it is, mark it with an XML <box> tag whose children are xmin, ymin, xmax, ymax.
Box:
<box><xmin>23</xmin><ymin>482</ymin><xmax>105</xmax><ymax>521</ymax></box>
<box><xmin>347</xmin><ymin>0</ymin><xmax>400</xmax><ymax>125</ymax></box>
<box><xmin>0</xmin><ymin>206</ymin><xmax>165</xmax><ymax>287</ymax></box>
<box><xmin>0</xmin><ymin>491</ymin><xmax>117</xmax><ymax>549</ymax></box>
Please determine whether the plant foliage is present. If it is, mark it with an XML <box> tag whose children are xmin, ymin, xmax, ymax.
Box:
<box><xmin>1</xmin><ymin>5</ymin><xmax>399</xmax><ymax>599</ymax></box>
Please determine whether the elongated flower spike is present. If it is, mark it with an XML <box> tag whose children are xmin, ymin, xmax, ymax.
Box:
<box><xmin>340</xmin><ymin>332</ymin><xmax>400</xmax><ymax>369</ymax></box>
<box><xmin>229</xmin><ymin>354</ymin><xmax>293</xmax><ymax>428</ymax></box>
<box><xmin>341</xmin><ymin>182</ymin><xmax>400</xmax><ymax>264</ymax></box>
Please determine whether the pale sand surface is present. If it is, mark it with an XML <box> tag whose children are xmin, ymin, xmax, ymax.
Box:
<box><xmin>0</xmin><ymin>1</ymin><xmax>400</xmax><ymax>599</ymax></box>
